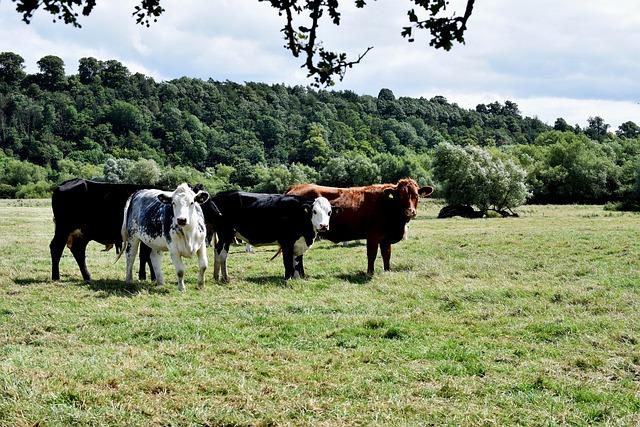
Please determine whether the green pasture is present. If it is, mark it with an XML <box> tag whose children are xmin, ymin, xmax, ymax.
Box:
<box><xmin>0</xmin><ymin>199</ymin><xmax>639</xmax><ymax>426</ymax></box>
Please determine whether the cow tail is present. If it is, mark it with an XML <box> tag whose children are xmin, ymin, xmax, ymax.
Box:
<box><xmin>269</xmin><ymin>247</ymin><xmax>283</xmax><ymax>261</ymax></box>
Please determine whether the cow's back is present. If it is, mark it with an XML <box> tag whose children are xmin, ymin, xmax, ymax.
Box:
<box><xmin>124</xmin><ymin>189</ymin><xmax>171</xmax><ymax>251</ymax></box>
<box><xmin>212</xmin><ymin>191</ymin><xmax>315</xmax><ymax>245</ymax></box>
<box><xmin>53</xmin><ymin>178</ymin><xmax>153</xmax><ymax>244</ymax></box>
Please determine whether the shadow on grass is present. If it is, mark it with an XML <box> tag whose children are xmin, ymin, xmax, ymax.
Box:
<box><xmin>13</xmin><ymin>278</ymin><xmax>43</xmax><ymax>286</ymax></box>
<box><xmin>14</xmin><ymin>277</ymin><xmax>169</xmax><ymax>297</ymax></box>
<box><xmin>314</xmin><ymin>240</ymin><xmax>365</xmax><ymax>250</ymax></box>
<box><xmin>390</xmin><ymin>262</ymin><xmax>415</xmax><ymax>273</ymax></box>
<box><xmin>336</xmin><ymin>272</ymin><xmax>373</xmax><ymax>284</ymax></box>
<box><xmin>245</xmin><ymin>275</ymin><xmax>294</xmax><ymax>287</ymax></box>
<box><xmin>86</xmin><ymin>279</ymin><xmax>172</xmax><ymax>297</ymax></box>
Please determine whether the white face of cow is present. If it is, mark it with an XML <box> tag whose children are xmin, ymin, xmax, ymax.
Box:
<box><xmin>158</xmin><ymin>183</ymin><xmax>209</xmax><ymax>227</ymax></box>
<box><xmin>311</xmin><ymin>197</ymin><xmax>332</xmax><ymax>233</ymax></box>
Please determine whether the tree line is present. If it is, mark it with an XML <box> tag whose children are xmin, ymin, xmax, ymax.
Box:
<box><xmin>1</xmin><ymin>52</ymin><xmax>639</xmax><ymax>210</ymax></box>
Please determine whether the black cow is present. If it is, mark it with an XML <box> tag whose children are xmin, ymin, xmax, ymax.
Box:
<box><xmin>50</xmin><ymin>178</ymin><xmax>156</xmax><ymax>281</ymax></box>
<box><xmin>209</xmin><ymin>191</ymin><xmax>336</xmax><ymax>281</ymax></box>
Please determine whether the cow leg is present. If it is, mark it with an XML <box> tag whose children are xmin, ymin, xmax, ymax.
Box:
<box><xmin>294</xmin><ymin>255</ymin><xmax>305</xmax><ymax>278</ymax></box>
<box><xmin>138</xmin><ymin>243</ymin><xmax>154</xmax><ymax>281</ymax></box>
<box><xmin>50</xmin><ymin>230</ymin><xmax>70</xmax><ymax>281</ymax></box>
<box><xmin>281</xmin><ymin>246</ymin><xmax>296</xmax><ymax>279</ymax></box>
<box><xmin>69</xmin><ymin>237</ymin><xmax>92</xmax><ymax>281</ymax></box>
<box><xmin>196</xmin><ymin>245</ymin><xmax>208</xmax><ymax>290</ymax></box>
<box><xmin>124</xmin><ymin>238</ymin><xmax>140</xmax><ymax>284</ymax></box>
<box><xmin>169</xmin><ymin>250</ymin><xmax>187</xmax><ymax>292</ymax></box>
<box><xmin>149</xmin><ymin>249</ymin><xmax>164</xmax><ymax>286</ymax></box>
<box><xmin>366</xmin><ymin>238</ymin><xmax>380</xmax><ymax>275</ymax></box>
<box><xmin>214</xmin><ymin>241</ymin><xmax>230</xmax><ymax>282</ymax></box>
<box><xmin>380</xmin><ymin>242</ymin><xmax>392</xmax><ymax>271</ymax></box>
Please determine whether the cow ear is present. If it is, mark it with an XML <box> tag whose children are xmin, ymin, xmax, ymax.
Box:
<box><xmin>302</xmin><ymin>203</ymin><xmax>312</xmax><ymax>213</ymax></box>
<box><xmin>383</xmin><ymin>188</ymin><xmax>397</xmax><ymax>199</ymax></box>
<box><xmin>158</xmin><ymin>193</ymin><xmax>172</xmax><ymax>204</ymax></box>
<box><xmin>419</xmin><ymin>186</ymin><xmax>434</xmax><ymax>198</ymax></box>
<box><xmin>195</xmin><ymin>191</ymin><xmax>210</xmax><ymax>204</ymax></box>
<box><xmin>332</xmin><ymin>206</ymin><xmax>343</xmax><ymax>215</ymax></box>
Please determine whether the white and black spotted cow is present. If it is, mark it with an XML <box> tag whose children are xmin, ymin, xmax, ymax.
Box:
<box><xmin>120</xmin><ymin>183</ymin><xmax>210</xmax><ymax>292</ymax></box>
<box><xmin>209</xmin><ymin>191</ymin><xmax>338</xmax><ymax>281</ymax></box>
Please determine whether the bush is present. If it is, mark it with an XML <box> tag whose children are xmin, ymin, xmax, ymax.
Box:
<box><xmin>0</xmin><ymin>184</ymin><xmax>16</xmax><ymax>199</ymax></box>
<box><xmin>15</xmin><ymin>181</ymin><xmax>54</xmax><ymax>199</ymax></box>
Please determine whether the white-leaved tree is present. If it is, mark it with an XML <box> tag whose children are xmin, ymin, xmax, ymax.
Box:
<box><xmin>433</xmin><ymin>142</ymin><xmax>530</xmax><ymax>217</ymax></box>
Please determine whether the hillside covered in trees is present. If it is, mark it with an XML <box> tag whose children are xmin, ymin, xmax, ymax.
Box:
<box><xmin>1</xmin><ymin>52</ymin><xmax>639</xmax><ymax>208</ymax></box>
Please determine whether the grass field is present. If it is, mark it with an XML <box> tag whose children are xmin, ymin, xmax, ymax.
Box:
<box><xmin>0</xmin><ymin>199</ymin><xmax>639</xmax><ymax>426</ymax></box>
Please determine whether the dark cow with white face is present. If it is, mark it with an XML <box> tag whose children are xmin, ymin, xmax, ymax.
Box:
<box><xmin>209</xmin><ymin>191</ymin><xmax>336</xmax><ymax>281</ymax></box>
<box><xmin>120</xmin><ymin>183</ymin><xmax>210</xmax><ymax>292</ymax></box>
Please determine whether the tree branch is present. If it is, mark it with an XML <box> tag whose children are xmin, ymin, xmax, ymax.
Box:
<box><xmin>12</xmin><ymin>0</ymin><xmax>475</xmax><ymax>87</ymax></box>
<box><xmin>402</xmin><ymin>0</ymin><xmax>475</xmax><ymax>50</ymax></box>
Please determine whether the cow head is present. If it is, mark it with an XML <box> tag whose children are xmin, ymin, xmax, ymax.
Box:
<box><xmin>307</xmin><ymin>196</ymin><xmax>335</xmax><ymax>233</ymax></box>
<box><xmin>158</xmin><ymin>183</ymin><xmax>210</xmax><ymax>227</ymax></box>
<box><xmin>383</xmin><ymin>179</ymin><xmax>434</xmax><ymax>219</ymax></box>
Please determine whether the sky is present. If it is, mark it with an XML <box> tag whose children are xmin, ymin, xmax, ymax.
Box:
<box><xmin>1</xmin><ymin>0</ymin><xmax>639</xmax><ymax>130</ymax></box>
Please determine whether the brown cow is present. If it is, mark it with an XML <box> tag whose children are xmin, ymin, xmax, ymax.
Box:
<box><xmin>286</xmin><ymin>178</ymin><xmax>434</xmax><ymax>275</ymax></box>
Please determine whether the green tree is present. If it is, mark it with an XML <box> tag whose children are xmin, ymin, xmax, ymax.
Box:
<box><xmin>319</xmin><ymin>154</ymin><xmax>380</xmax><ymax>187</ymax></box>
<box><xmin>0</xmin><ymin>158</ymin><xmax>48</xmax><ymax>186</ymax></box>
<box><xmin>158</xmin><ymin>165</ymin><xmax>202</xmax><ymax>189</ymax></box>
<box><xmin>15</xmin><ymin>180</ymin><xmax>53</xmax><ymax>198</ymax></box>
<box><xmin>373</xmin><ymin>152</ymin><xmax>431</xmax><ymax>185</ymax></box>
<box><xmin>106</xmin><ymin>101</ymin><xmax>146</xmax><ymax>135</ymax></box>
<box><xmin>344</xmin><ymin>153</ymin><xmax>381</xmax><ymax>186</ymax></box>
<box><xmin>585</xmin><ymin>116</ymin><xmax>610</xmax><ymax>142</ymax></box>
<box><xmin>296</xmin><ymin>123</ymin><xmax>330</xmax><ymax>167</ymax></box>
<box><xmin>616</xmin><ymin>121</ymin><xmax>640</xmax><ymax>139</ymax></box>
<box><xmin>0</xmin><ymin>52</ymin><xmax>26</xmax><ymax>88</ymax></box>
<box><xmin>101</xmin><ymin>60</ymin><xmax>130</xmax><ymax>90</ymax></box>
<box><xmin>553</xmin><ymin>117</ymin><xmax>572</xmax><ymax>132</ymax></box>
<box><xmin>253</xmin><ymin>164</ymin><xmax>293</xmax><ymax>193</ymax></box>
<box><xmin>36</xmin><ymin>55</ymin><xmax>67</xmax><ymax>91</ymax></box>
<box><xmin>78</xmin><ymin>57</ymin><xmax>102</xmax><ymax>84</ymax></box>
<box><xmin>528</xmin><ymin>131</ymin><xmax>617</xmax><ymax>203</ymax></box>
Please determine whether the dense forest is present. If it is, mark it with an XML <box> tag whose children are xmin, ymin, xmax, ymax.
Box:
<box><xmin>1</xmin><ymin>52</ymin><xmax>639</xmax><ymax>208</ymax></box>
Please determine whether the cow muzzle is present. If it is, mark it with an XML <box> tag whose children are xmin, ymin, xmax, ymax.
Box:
<box><xmin>405</xmin><ymin>208</ymin><xmax>417</xmax><ymax>219</ymax></box>
<box><xmin>318</xmin><ymin>223</ymin><xmax>329</xmax><ymax>232</ymax></box>
<box><xmin>176</xmin><ymin>217</ymin><xmax>188</xmax><ymax>226</ymax></box>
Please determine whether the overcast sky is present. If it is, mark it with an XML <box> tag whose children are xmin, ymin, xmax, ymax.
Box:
<box><xmin>1</xmin><ymin>0</ymin><xmax>639</xmax><ymax>130</ymax></box>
